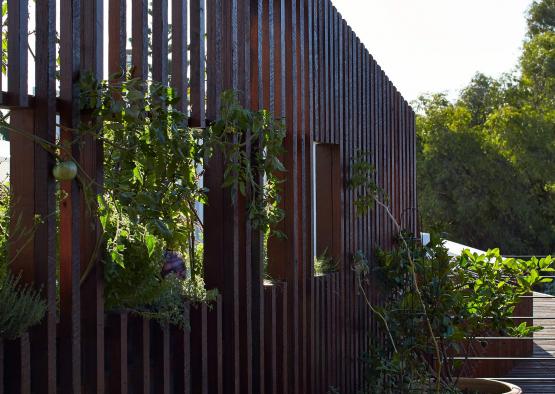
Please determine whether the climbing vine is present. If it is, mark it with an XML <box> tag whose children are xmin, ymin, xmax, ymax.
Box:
<box><xmin>0</xmin><ymin>69</ymin><xmax>286</xmax><ymax>327</ymax></box>
<box><xmin>208</xmin><ymin>90</ymin><xmax>286</xmax><ymax>238</ymax></box>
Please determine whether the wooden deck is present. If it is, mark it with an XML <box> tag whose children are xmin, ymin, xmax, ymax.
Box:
<box><xmin>503</xmin><ymin>292</ymin><xmax>555</xmax><ymax>393</ymax></box>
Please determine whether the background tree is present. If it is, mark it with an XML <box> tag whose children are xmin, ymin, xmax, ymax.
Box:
<box><xmin>416</xmin><ymin>0</ymin><xmax>555</xmax><ymax>255</ymax></box>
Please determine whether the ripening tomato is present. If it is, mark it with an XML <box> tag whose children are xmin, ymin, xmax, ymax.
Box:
<box><xmin>52</xmin><ymin>161</ymin><xmax>78</xmax><ymax>181</ymax></box>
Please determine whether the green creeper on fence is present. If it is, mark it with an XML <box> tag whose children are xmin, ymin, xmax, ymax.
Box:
<box><xmin>77</xmin><ymin>72</ymin><xmax>286</xmax><ymax>325</ymax></box>
<box><xmin>0</xmin><ymin>66</ymin><xmax>287</xmax><ymax>331</ymax></box>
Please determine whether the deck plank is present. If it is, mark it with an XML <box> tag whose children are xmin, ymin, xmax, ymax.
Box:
<box><xmin>504</xmin><ymin>292</ymin><xmax>555</xmax><ymax>393</ymax></box>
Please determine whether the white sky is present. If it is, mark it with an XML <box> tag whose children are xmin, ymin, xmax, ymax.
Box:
<box><xmin>332</xmin><ymin>0</ymin><xmax>533</xmax><ymax>103</ymax></box>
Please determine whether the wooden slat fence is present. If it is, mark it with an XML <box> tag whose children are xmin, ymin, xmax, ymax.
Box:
<box><xmin>1</xmin><ymin>0</ymin><xmax>418</xmax><ymax>393</ymax></box>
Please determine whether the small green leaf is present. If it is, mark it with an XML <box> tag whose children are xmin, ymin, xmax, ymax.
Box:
<box><xmin>145</xmin><ymin>234</ymin><xmax>156</xmax><ymax>257</ymax></box>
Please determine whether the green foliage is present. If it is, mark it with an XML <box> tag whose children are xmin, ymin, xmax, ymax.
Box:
<box><xmin>0</xmin><ymin>273</ymin><xmax>47</xmax><ymax>340</ymax></box>
<box><xmin>1</xmin><ymin>2</ymin><xmax>6</xmax><ymax>77</ymax></box>
<box><xmin>417</xmin><ymin>1</ymin><xmax>555</xmax><ymax>255</ymax></box>
<box><xmin>416</xmin><ymin>82</ymin><xmax>555</xmax><ymax>255</ymax></box>
<box><xmin>358</xmin><ymin>235</ymin><xmax>553</xmax><ymax>392</ymax></box>
<box><xmin>81</xmin><ymin>73</ymin><xmax>206</xmax><ymax>255</ymax></box>
<box><xmin>78</xmin><ymin>74</ymin><xmax>284</xmax><ymax>325</ymax></box>
<box><xmin>0</xmin><ymin>182</ymin><xmax>8</xmax><ymax>265</ymax></box>
<box><xmin>527</xmin><ymin>0</ymin><xmax>555</xmax><ymax>36</ymax></box>
<box><xmin>0</xmin><ymin>183</ymin><xmax>46</xmax><ymax>340</ymax></box>
<box><xmin>179</xmin><ymin>274</ymin><xmax>219</xmax><ymax>306</ymax></box>
<box><xmin>348</xmin><ymin>150</ymin><xmax>387</xmax><ymax>215</ymax></box>
<box><xmin>80</xmin><ymin>73</ymin><xmax>210</xmax><ymax>325</ymax></box>
<box><xmin>314</xmin><ymin>248</ymin><xmax>338</xmax><ymax>276</ymax></box>
<box><xmin>208</xmin><ymin>90</ymin><xmax>286</xmax><ymax>237</ymax></box>
<box><xmin>521</xmin><ymin>32</ymin><xmax>555</xmax><ymax>100</ymax></box>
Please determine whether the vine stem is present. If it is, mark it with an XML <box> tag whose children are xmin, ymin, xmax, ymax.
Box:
<box><xmin>356</xmin><ymin>274</ymin><xmax>398</xmax><ymax>353</ymax></box>
<box><xmin>374</xmin><ymin>198</ymin><xmax>443</xmax><ymax>393</ymax></box>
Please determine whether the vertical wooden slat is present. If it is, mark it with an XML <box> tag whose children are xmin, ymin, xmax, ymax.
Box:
<box><xmin>253</xmin><ymin>0</ymin><xmax>266</xmax><ymax>388</ymax></box>
<box><xmin>275</xmin><ymin>282</ymin><xmax>288</xmax><ymax>394</ymax></box>
<box><xmin>359</xmin><ymin>40</ymin><xmax>365</xmax><ymax>388</ymax></box>
<box><xmin>404</xmin><ymin>97</ymin><xmax>409</xmax><ymax>227</ymax></box>
<box><xmin>142</xmin><ymin>319</ymin><xmax>151</xmax><ymax>393</ymax></box>
<box><xmin>312</xmin><ymin>278</ymin><xmax>319</xmax><ymax>394</ymax></box>
<box><xmin>205</xmin><ymin>0</ymin><xmax>242</xmax><ymax>393</ymax></box>
<box><xmin>0</xmin><ymin>340</ymin><xmax>3</xmax><ymax>394</ymax></box>
<box><xmin>108</xmin><ymin>0</ymin><xmax>126</xmax><ymax>75</ymax></box>
<box><xmin>126</xmin><ymin>316</ymin><xmax>140</xmax><ymax>392</ymax></box>
<box><xmin>162</xmin><ymin>325</ymin><xmax>171</xmax><ymax>394</ymax></box>
<box><xmin>405</xmin><ymin>98</ymin><xmax>409</xmax><ymax>228</ymax></box>
<box><xmin>356</xmin><ymin>38</ymin><xmax>362</xmax><ymax>388</ymax></box>
<box><xmin>170</xmin><ymin>303</ymin><xmax>191</xmax><ymax>394</ymax></box>
<box><xmin>351</xmin><ymin>30</ymin><xmax>358</xmax><ymax>392</ymax></box>
<box><xmin>324</xmin><ymin>0</ymin><xmax>330</xmax><ymax>142</ymax></box>
<box><xmin>333</xmin><ymin>273</ymin><xmax>340</xmax><ymax>389</ymax></box>
<box><xmin>308</xmin><ymin>1</ymin><xmax>317</xmax><ymax>391</ymax></box>
<box><xmin>298</xmin><ymin>0</ymin><xmax>308</xmax><ymax>391</ymax></box>
<box><xmin>319</xmin><ymin>277</ymin><xmax>327</xmax><ymax>392</ymax></box>
<box><xmin>384</xmin><ymin>74</ymin><xmax>389</xmax><ymax>245</ymax></box>
<box><xmin>339</xmin><ymin>18</ymin><xmax>347</xmax><ymax>394</ymax></box>
<box><xmin>268</xmin><ymin>0</ymin><xmax>275</xmax><ymax>114</ymax></box>
<box><xmin>151</xmin><ymin>0</ymin><xmax>168</xmax><ymax>84</ymax></box>
<box><xmin>267</xmin><ymin>0</ymin><xmax>299</xmax><ymax>391</ymax></box>
<box><xmin>190</xmin><ymin>0</ymin><xmax>206</xmax><ymax>127</ymax></box>
<box><xmin>317</xmin><ymin>0</ymin><xmax>323</xmax><ymax>142</ymax></box>
<box><xmin>313</xmin><ymin>0</ymin><xmax>320</xmax><ymax>141</ymax></box>
<box><xmin>20</xmin><ymin>333</ymin><xmax>31</xmax><ymax>394</ymax></box>
<box><xmin>4</xmin><ymin>340</ymin><xmax>19</xmax><ymax>393</ymax></box>
<box><xmin>206</xmin><ymin>295</ymin><xmax>223</xmax><ymax>394</ymax></box>
<box><xmin>399</xmin><ymin>94</ymin><xmax>407</xmax><ymax>229</ymax></box>
<box><xmin>346</xmin><ymin>27</ymin><xmax>356</xmax><ymax>391</ymax></box>
<box><xmin>120</xmin><ymin>313</ymin><xmax>129</xmax><ymax>394</ymax></box>
<box><xmin>80</xmin><ymin>1</ymin><xmax>105</xmax><ymax>391</ymax></box>
<box><xmin>388</xmin><ymin>79</ymin><xmax>394</xmax><ymax>248</ymax></box>
<box><xmin>191</xmin><ymin>304</ymin><xmax>208</xmax><ymax>394</ymax></box>
<box><xmin>412</xmin><ymin>109</ymin><xmax>417</xmax><ymax>234</ymax></box>
<box><xmin>394</xmin><ymin>89</ymin><xmax>400</xmax><ymax>223</ymax></box>
<box><xmin>290</xmin><ymin>0</ymin><xmax>300</xmax><ymax>391</ymax></box>
<box><xmin>131</xmin><ymin>0</ymin><xmax>147</xmax><ymax>79</ymax></box>
<box><xmin>107</xmin><ymin>313</ymin><xmax>128</xmax><ymax>394</ymax></box>
<box><xmin>184</xmin><ymin>303</ymin><xmax>192</xmax><ymax>394</ymax></box>
<box><xmin>365</xmin><ymin>50</ymin><xmax>371</xmax><ymax>367</ymax></box>
<box><xmin>342</xmin><ymin>22</ymin><xmax>349</xmax><ymax>393</ymax></box>
<box><xmin>233</xmin><ymin>1</ymin><xmax>244</xmax><ymax>393</ymax></box>
<box><xmin>171</xmin><ymin>0</ymin><xmax>188</xmax><ymax>113</ymax></box>
<box><xmin>204</xmin><ymin>5</ymin><xmax>223</xmax><ymax>393</ymax></box>
<box><xmin>7</xmin><ymin>0</ymin><xmax>28</xmax><ymax>106</ymax></box>
<box><xmin>328</xmin><ymin>3</ymin><xmax>334</xmax><ymax>144</ymax></box>
<box><xmin>59</xmin><ymin>0</ymin><xmax>82</xmax><ymax>391</ymax></box>
<box><xmin>242</xmin><ymin>0</ymin><xmax>265</xmax><ymax>390</ymax></box>
<box><xmin>303</xmin><ymin>0</ymin><xmax>315</xmax><ymax>390</ymax></box>
<box><xmin>264</xmin><ymin>285</ymin><xmax>277</xmax><ymax>394</ymax></box>
<box><xmin>327</xmin><ymin>275</ymin><xmax>333</xmax><ymax>390</ymax></box>
<box><xmin>332</xmin><ymin>6</ymin><xmax>338</xmax><ymax>145</ymax></box>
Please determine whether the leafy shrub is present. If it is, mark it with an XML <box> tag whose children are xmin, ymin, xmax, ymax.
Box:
<box><xmin>314</xmin><ymin>248</ymin><xmax>338</xmax><ymax>276</ymax></box>
<box><xmin>357</xmin><ymin>234</ymin><xmax>553</xmax><ymax>392</ymax></box>
<box><xmin>0</xmin><ymin>273</ymin><xmax>46</xmax><ymax>339</ymax></box>
<box><xmin>0</xmin><ymin>182</ymin><xmax>46</xmax><ymax>340</ymax></box>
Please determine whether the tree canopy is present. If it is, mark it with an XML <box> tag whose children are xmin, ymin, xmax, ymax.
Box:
<box><xmin>416</xmin><ymin>0</ymin><xmax>555</xmax><ymax>255</ymax></box>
